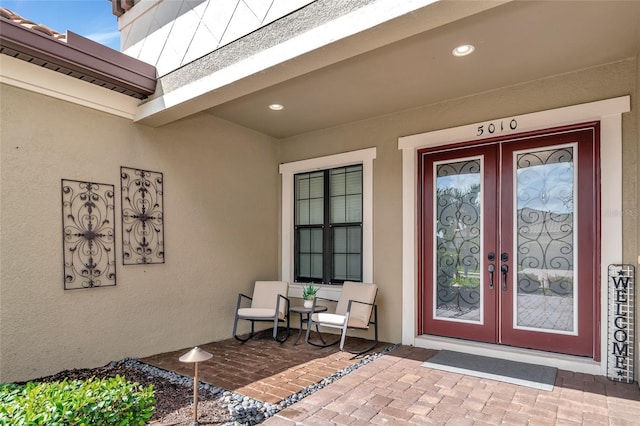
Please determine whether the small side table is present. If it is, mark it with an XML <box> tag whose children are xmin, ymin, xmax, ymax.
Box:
<box><xmin>290</xmin><ymin>305</ymin><xmax>328</xmax><ymax>345</ymax></box>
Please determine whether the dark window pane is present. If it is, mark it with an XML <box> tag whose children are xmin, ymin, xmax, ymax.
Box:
<box><xmin>295</xmin><ymin>172</ymin><xmax>324</xmax><ymax>225</ymax></box>
<box><xmin>333</xmin><ymin>227</ymin><xmax>347</xmax><ymax>252</ymax></box>
<box><xmin>333</xmin><ymin>254</ymin><xmax>347</xmax><ymax>280</ymax></box>
<box><xmin>332</xmin><ymin>225</ymin><xmax>362</xmax><ymax>282</ymax></box>
<box><xmin>347</xmin><ymin>226</ymin><xmax>362</xmax><ymax>253</ymax></box>
<box><xmin>346</xmin><ymin>194</ymin><xmax>362</xmax><ymax>222</ymax></box>
<box><xmin>311</xmin><ymin>228</ymin><xmax>323</xmax><ymax>252</ymax></box>
<box><xmin>297</xmin><ymin>227</ymin><xmax>323</xmax><ymax>280</ymax></box>
<box><xmin>295</xmin><ymin>165</ymin><xmax>363</xmax><ymax>283</ymax></box>
<box><xmin>347</xmin><ymin>253</ymin><xmax>362</xmax><ymax>281</ymax></box>
<box><xmin>309</xmin><ymin>198</ymin><xmax>323</xmax><ymax>224</ymax></box>
<box><xmin>330</xmin><ymin>165</ymin><xmax>362</xmax><ymax>224</ymax></box>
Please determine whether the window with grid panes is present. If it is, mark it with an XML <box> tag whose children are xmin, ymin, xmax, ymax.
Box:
<box><xmin>294</xmin><ymin>165</ymin><xmax>363</xmax><ymax>284</ymax></box>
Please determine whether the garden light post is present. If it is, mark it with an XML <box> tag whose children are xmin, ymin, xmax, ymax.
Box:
<box><xmin>179</xmin><ymin>346</ymin><xmax>213</xmax><ymax>426</ymax></box>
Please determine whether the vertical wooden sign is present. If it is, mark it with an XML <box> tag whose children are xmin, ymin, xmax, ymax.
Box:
<box><xmin>607</xmin><ymin>264</ymin><xmax>635</xmax><ymax>383</ymax></box>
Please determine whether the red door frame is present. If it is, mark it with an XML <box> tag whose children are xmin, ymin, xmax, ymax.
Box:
<box><xmin>419</xmin><ymin>144</ymin><xmax>498</xmax><ymax>342</ymax></box>
<box><xmin>418</xmin><ymin>122</ymin><xmax>601</xmax><ymax>359</ymax></box>
<box><xmin>499</xmin><ymin>125</ymin><xmax>599</xmax><ymax>357</ymax></box>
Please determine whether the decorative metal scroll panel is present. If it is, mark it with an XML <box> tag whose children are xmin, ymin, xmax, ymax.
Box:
<box><xmin>61</xmin><ymin>180</ymin><xmax>116</xmax><ymax>289</ymax></box>
<box><xmin>434</xmin><ymin>159</ymin><xmax>482</xmax><ymax>321</ymax></box>
<box><xmin>515</xmin><ymin>146</ymin><xmax>575</xmax><ymax>332</ymax></box>
<box><xmin>607</xmin><ymin>264</ymin><xmax>635</xmax><ymax>383</ymax></box>
<box><xmin>121</xmin><ymin>167</ymin><xmax>165</xmax><ymax>265</ymax></box>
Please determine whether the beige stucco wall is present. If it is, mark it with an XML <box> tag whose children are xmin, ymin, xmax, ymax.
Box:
<box><xmin>1</xmin><ymin>55</ymin><xmax>638</xmax><ymax>383</ymax></box>
<box><xmin>278</xmin><ymin>57</ymin><xmax>639</xmax><ymax>348</ymax></box>
<box><xmin>0</xmin><ymin>84</ymin><xmax>279</xmax><ymax>383</ymax></box>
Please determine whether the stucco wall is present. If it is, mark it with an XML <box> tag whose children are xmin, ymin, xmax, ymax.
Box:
<box><xmin>1</xmin><ymin>56</ymin><xmax>638</xmax><ymax>383</ymax></box>
<box><xmin>0</xmin><ymin>85</ymin><xmax>279</xmax><ymax>383</ymax></box>
<box><xmin>277</xmin><ymin>58</ymin><xmax>639</xmax><ymax>347</ymax></box>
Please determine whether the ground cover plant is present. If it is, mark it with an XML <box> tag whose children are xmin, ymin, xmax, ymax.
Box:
<box><xmin>0</xmin><ymin>375</ymin><xmax>155</xmax><ymax>425</ymax></box>
<box><xmin>0</xmin><ymin>361</ymin><xmax>231</xmax><ymax>425</ymax></box>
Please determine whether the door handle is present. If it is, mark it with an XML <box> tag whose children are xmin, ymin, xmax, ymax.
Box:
<box><xmin>501</xmin><ymin>264</ymin><xmax>509</xmax><ymax>291</ymax></box>
<box><xmin>488</xmin><ymin>264</ymin><xmax>495</xmax><ymax>290</ymax></box>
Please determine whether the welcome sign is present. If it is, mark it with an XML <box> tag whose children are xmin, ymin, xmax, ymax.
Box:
<box><xmin>607</xmin><ymin>264</ymin><xmax>635</xmax><ymax>383</ymax></box>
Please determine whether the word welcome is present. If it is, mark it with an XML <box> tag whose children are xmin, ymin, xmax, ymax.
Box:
<box><xmin>608</xmin><ymin>266</ymin><xmax>634</xmax><ymax>383</ymax></box>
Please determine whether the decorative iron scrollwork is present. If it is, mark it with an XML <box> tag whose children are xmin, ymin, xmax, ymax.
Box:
<box><xmin>516</xmin><ymin>147</ymin><xmax>574</xmax><ymax>297</ymax></box>
<box><xmin>121</xmin><ymin>167</ymin><xmax>164</xmax><ymax>265</ymax></box>
<box><xmin>435</xmin><ymin>159</ymin><xmax>482</xmax><ymax>318</ymax></box>
<box><xmin>514</xmin><ymin>146</ymin><xmax>575</xmax><ymax>332</ymax></box>
<box><xmin>61</xmin><ymin>180</ymin><xmax>116</xmax><ymax>289</ymax></box>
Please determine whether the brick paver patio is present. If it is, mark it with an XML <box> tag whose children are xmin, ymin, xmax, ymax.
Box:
<box><xmin>141</xmin><ymin>331</ymin><xmax>640</xmax><ymax>425</ymax></box>
<box><xmin>140</xmin><ymin>330</ymin><xmax>389</xmax><ymax>404</ymax></box>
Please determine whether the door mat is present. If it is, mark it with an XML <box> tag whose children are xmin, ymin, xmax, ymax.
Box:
<box><xmin>421</xmin><ymin>350</ymin><xmax>557</xmax><ymax>391</ymax></box>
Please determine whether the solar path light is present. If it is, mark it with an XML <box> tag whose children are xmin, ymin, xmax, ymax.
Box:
<box><xmin>179</xmin><ymin>346</ymin><xmax>213</xmax><ymax>426</ymax></box>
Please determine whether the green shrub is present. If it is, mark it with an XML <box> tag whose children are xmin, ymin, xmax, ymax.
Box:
<box><xmin>0</xmin><ymin>375</ymin><xmax>155</xmax><ymax>425</ymax></box>
<box><xmin>451</xmin><ymin>275</ymin><xmax>480</xmax><ymax>288</ymax></box>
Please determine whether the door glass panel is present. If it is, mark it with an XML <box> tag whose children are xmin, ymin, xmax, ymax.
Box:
<box><xmin>515</xmin><ymin>145</ymin><xmax>576</xmax><ymax>333</ymax></box>
<box><xmin>434</xmin><ymin>158</ymin><xmax>482</xmax><ymax>322</ymax></box>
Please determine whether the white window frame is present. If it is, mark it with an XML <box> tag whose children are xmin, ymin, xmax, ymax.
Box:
<box><xmin>280</xmin><ymin>148</ymin><xmax>376</xmax><ymax>299</ymax></box>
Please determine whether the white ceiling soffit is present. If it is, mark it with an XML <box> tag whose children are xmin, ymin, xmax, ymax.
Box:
<box><xmin>137</xmin><ymin>0</ymin><xmax>640</xmax><ymax>139</ymax></box>
<box><xmin>134</xmin><ymin>0</ymin><xmax>507</xmax><ymax>128</ymax></box>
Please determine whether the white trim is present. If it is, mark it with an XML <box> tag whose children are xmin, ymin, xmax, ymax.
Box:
<box><xmin>399</xmin><ymin>97</ymin><xmax>630</xmax><ymax>151</ymax></box>
<box><xmin>399</xmin><ymin>96</ymin><xmax>630</xmax><ymax>375</ymax></box>
<box><xmin>401</xmin><ymin>143</ymin><xmax>417</xmax><ymax>344</ymax></box>
<box><xmin>0</xmin><ymin>55</ymin><xmax>139</xmax><ymax>119</ymax></box>
<box><xmin>279</xmin><ymin>148</ymin><xmax>377</xmax><ymax>293</ymax></box>
<box><xmin>599</xmin><ymin>112</ymin><xmax>625</xmax><ymax>368</ymax></box>
<box><xmin>288</xmin><ymin>282</ymin><xmax>342</xmax><ymax>302</ymax></box>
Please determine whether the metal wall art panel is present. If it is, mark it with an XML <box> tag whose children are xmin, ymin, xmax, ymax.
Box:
<box><xmin>61</xmin><ymin>179</ymin><xmax>116</xmax><ymax>289</ymax></box>
<box><xmin>120</xmin><ymin>167</ymin><xmax>165</xmax><ymax>265</ymax></box>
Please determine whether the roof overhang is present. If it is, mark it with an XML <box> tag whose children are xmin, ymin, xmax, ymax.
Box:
<box><xmin>133</xmin><ymin>0</ymin><xmax>640</xmax><ymax>139</ymax></box>
<box><xmin>0</xmin><ymin>14</ymin><xmax>156</xmax><ymax>99</ymax></box>
<box><xmin>134</xmin><ymin>0</ymin><xmax>503</xmax><ymax>129</ymax></box>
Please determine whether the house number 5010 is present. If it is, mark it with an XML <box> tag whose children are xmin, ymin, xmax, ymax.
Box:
<box><xmin>477</xmin><ymin>118</ymin><xmax>518</xmax><ymax>136</ymax></box>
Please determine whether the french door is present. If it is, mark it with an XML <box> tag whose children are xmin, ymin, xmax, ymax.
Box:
<box><xmin>419</xmin><ymin>124</ymin><xmax>599</xmax><ymax>357</ymax></box>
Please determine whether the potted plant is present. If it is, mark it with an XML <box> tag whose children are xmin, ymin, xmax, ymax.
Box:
<box><xmin>302</xmin><ymin>283</ymin><xmax>318</xmax><ymax>308</ymax></box>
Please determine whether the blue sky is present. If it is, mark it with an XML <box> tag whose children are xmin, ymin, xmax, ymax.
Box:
<box><xmin>1</xmin><ymin>0</ymin><xmax>120</xmax><ymax>50</ymax></box>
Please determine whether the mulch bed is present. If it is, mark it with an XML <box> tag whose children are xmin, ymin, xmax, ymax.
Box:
<box><xmin>22</xmin><ymin>362</ymin><xmax>232</xmax><ymax>425</ymax></box>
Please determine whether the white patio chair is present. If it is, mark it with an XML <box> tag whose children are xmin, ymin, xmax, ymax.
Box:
<box><xmin>232</xmin><ymin>281</ymin><xmax>290</xmax><ymax>343</ymax></box>
<box><xmin>305</xmin><ymin>281</ymin><xmax>378</xmax><ymax>355</ymax></box>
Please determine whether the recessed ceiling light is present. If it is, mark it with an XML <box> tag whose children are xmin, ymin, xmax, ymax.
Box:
<box><xmin>269</xmin><ymin>104</ymin><xmax>284</xmax><ymax>111</ymax></box>
<box><xmin>452</xmin><ymin>44</ymin><xmax>475</xmax><ymax>57</ymax></box>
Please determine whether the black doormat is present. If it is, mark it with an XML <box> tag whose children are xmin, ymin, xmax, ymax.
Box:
<box><xmin>421</xmin><ymin>350</ymin><xmax>557</xmax><ymax>391</ymax></box>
